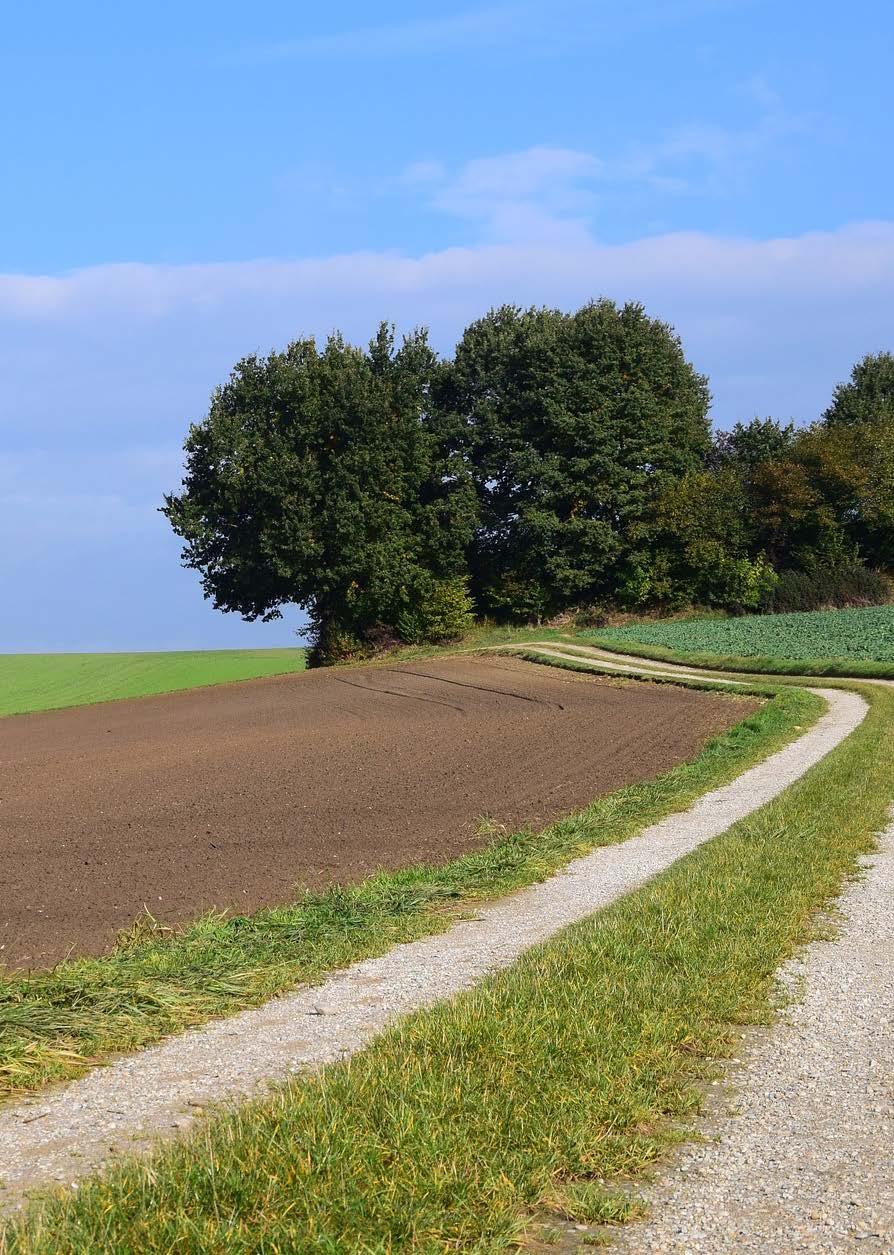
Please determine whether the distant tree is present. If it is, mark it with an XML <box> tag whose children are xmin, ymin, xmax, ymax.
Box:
<box><xmin>746</xmin><ymin>453</ymin><xmax>844</xmax><ymax>570</ymax></box>
<box><xmin>163</xmin><ymin>325</ymin><xmax>477</xmax><ymax>664</ymax></box>
<box><xmin>824</xmin><ymin>352</ymin><xmax>894</xmax><ymax>427</ymax></box>
<box><xmin>797</xmin><ymin>416</ymin><xmax>894</xmax><ymax>569</ymax></box>
<box><xmin>626</xmin><ymin>467</ymin><xmax>777</xmax><ymax>611</ymax></box>
<box><xmin>709</xmin><ymin>417</ymin><xmax>796</xmax><ymax>473</ymax></box>
<box><xmin>443</xmin><ymin>300</ymin><xmax>711</xmax><ymax>619</ymax></box>
<box><xmin>815</xmin><ymin>352</ymin><xmax>894</xmax><ymax>567</ymax></box>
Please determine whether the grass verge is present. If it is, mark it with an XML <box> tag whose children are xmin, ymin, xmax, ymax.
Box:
<box><xmin>582</xmin><ymin>632</ymin><xmax>894</xmax><ymax>680</ymax></box>
<box><xmin>0</xmin><ymin>677</ymin><xmax>812</xmax><ymax>1100</ymax></box>
<box><xmin>4</xmin><ymin>679</ymin><xmax>889</xmax><ymax>1253</ymax></box>
<box><xmin>0</xmin><ymin>650</ymin><xmax>308</xmax><ymax>718</ymax></box>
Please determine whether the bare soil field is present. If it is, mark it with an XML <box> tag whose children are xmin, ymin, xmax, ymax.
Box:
<box><xmin>0</xmin><ymin>656</ymin><xmax>756</xmax><ymax>970</ymax></box>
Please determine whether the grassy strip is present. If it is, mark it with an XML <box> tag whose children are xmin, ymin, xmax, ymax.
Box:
<box><xmin>582</xmin><ymin>631</ymin><xmax>894</xmax><ymax>679</ymax></box>
<box><xmin>0</xmin><ymin>650</ymin><xmax>307</xmax><ymax>718</ymax></box>
<box><xmin>5</xmin><ymin>681</ymin><xmax>889</xmax><ymax>1253</ymax></box>
<box><xmin>0</xmin><ymin>681</ymin><xmax>812</xmax><ymax>1099</ymax></box>
<box><xmin>513</xmin><ymin>646</ymin><xmax>742</xmax><ymax>689</ymax></box>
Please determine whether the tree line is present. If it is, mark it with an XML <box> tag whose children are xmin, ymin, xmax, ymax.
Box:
<box><xmin>163</xmin><ymin>301</ymin><xmax>894</xmax><ymax>664</ymax></box>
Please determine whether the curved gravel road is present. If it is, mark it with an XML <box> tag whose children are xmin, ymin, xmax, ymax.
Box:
<box><xmin>517</xmin><ymin>644</ymin><xmax>894</xmax><ymax>1254</ymax></box>
<box><xmin>608</xmin><ymin>825</ymin><xmax>894</xmax><ymax>1254</ymax></box>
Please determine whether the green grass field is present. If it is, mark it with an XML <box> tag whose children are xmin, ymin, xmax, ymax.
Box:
<box><xmin>0</xmin><ymin>649</ymin><xmax>307</xmax><ymax>718</ymax></box>
<box><xmin>586</xmin><ymin>605</ymin><xmax>894</xmax><ymax>677</ymax></box>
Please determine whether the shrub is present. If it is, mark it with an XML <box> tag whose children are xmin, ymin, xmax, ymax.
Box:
<box><xmin>475</xmin><ymin>573</ymin><xmax>551</xmax><ymax>624</ymax></box>
<box><xmin>396</xmin><ymin>577</ymin><xmax>476</xmax><ymax>645</ymax></box>
<box><xmin>732</xmin><ymin>553</ymin><xmax>779</xmax><ymax>613</ymax></box>
<box><xmin>617</xmin><ymin>549</ymin><xmax>777</xmax><ymax>615</ymax></box>
<box><xmin>306</xmin><ymin>625</ymin><xmax>372</xmax><ymax>669</ymax></box>
<box><xmin>572</xmin><ymin>605</ymin><xmax>610</xmax><ymax>630</ymax></box>
<box><xmin>764</xmin><ymin>564</ymin><xmax>891</xmax><ymax>613</ymax></box>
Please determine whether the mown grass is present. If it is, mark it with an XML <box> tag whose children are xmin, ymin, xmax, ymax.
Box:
<box><xmin>0</xmin><ymin>676</ymin><xmax>810</xmax><ymax>1100</ymax></box>
<box><xmin>5</xmin><ymin>679</ymin><xmax>888</xmax><ymax>1254</ymax></box>
<box><xmin>585</xmin><ymin>605</ymin><xmax>894</xmax><ymax>678</ymax></box>
<box><xmin>0</xmin><ymin>649</ymin><xmax>307</xmax><ymax>717</ymax></box>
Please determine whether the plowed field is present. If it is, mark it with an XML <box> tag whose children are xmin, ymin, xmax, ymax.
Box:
<box><xmin>0</xmin><ymin>656</ymin><xmax>756</xmax><ymax>969</ymax></box>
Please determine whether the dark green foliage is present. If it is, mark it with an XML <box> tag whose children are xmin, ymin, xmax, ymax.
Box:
<box><xmin>745</xmin><ymin>452</ymin><xmax>844</xmax><ymax>570</ymax></box>
<box><xmin>163</xmin><ymin>325</ymin><xmax>476</xmax><ymax>664</ymax></box>
<box><xmin>164</xmin><ymin>316</ymin><xmax>894</xmax><ymax>641</ymax></box>
<box><xmin>765</xmin><ymin>563</ymin><xmax>891</xmax><ymax>613</ymax></box>
<box><xmin>444</xmin><ymin>300</ymin><xmax>711</xmax><ymax>619</ymax></box>
<box><xmin>824</xmin><ymin>351</ymin><xmax>894</xmax><ymax>427</ymax></box>
<box><xmin>630</xmin><ymin>468</ymin><xmax>777</xmax><ymax>611</ymax></box>
<box><xmin>798</xmin><ymin>415</ymin><xmax>894</xmax><ymax>570</ymax></box>
<box><xmin>709</xmin><ymin>417</ymin><xmax>796</xmax><ymax>472</ymax></box>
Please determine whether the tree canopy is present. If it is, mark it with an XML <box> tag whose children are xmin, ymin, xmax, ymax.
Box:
<box><xmin>163</xmin><ymin>325</ymin><xmax>476</xmax><ymax>662</ymax></box>
<box><xmin>164</xmin><ymin>313</ymin><xmax>893</xmax><ymax>663</ymax></box>
<box><xmin>444</xmin><ymin>300</ymin><xmax>711</xmax><ymax>619</ymax></box>
<box><xmin>824</xmin><ymin>352</ymin><xmax>894</xmax><ymax>427</ymax></box>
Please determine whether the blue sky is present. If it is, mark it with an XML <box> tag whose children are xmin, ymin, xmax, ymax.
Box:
<box><xmin>2</xmin><ymin>0</ymin><xmax>892</xmax><ymax>650</ymax></box>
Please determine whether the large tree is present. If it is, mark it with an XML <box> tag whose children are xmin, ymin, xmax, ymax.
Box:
<box><xmin>163</xmin><ymin>325</ymin><xmax>476</xmax><ymax>663</ymax></box>
<box><xmin>442</xmin><ymin>300</ymin><xmax>711</xmax><ymax>618</ymax></box>
<box><xmin>824</xmin><ymin>352</ymin><xmax>894</xmax><ymax>427</ymax></box>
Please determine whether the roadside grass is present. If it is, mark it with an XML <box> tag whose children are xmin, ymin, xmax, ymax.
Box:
<box><xmin>5</xmin><ymin>679</ymin><xmax>889</xmax><ymax>1254</ymax></box>
<box><xmin>583</xmin><ymin>605</ymin><xmax>894</xmax><ymax>679</ymax></box>
<box><xmin>0</xmin><ymin>678</ymin><xmax>811</xmax><ymax>1100</ymax></box>
<box><xmin>0</xmin><ymin>649</ymin><xmax>307</xmax><ymax>718</ymax></box>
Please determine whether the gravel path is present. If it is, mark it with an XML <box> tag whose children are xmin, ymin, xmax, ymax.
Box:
<box><xmin>517</xmin><ymin>646</ymin><xmax>894</xmax><ymax>1253</ymax></box>
<box><xmin>609</xmin><ymin>823</ymin><xmax>894</xmax><ymax>1254</ymax></box>
<box><xmin>0</xmin><ymin>683</ymin><xmax>864</xmax><ymax>1209</ymax></box>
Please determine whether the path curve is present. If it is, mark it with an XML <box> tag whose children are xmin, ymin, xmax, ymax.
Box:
<box><xmin>609</xmin><ymin>828</ymin><xmax>894</xmax><ymax>1254</ymax></box>
<box><xmin>0</xmin><ymin>672</ymin><xmax>866</xmax><ymax>1209</ymax></box>
<box><xmin>507</xmin><ymin>643</ymin><xmax>894</xmax><ymax>1253</ymax></box>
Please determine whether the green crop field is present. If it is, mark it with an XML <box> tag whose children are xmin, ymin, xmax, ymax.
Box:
<box><xmin>0</xmin><ymin>649</ymin><xmax>307</xmax><ymax>718</ymax></box>
<box><xmin>593</xmin><ymin>605</ymin><xmax>894</xmax><ymax>664</ymax></box>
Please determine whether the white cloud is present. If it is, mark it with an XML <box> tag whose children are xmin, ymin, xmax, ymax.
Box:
<box><xmin>2</xmin><ymin>220</ymin><xmax>892</xmax><ymax>431</ymax></box>
<box><xmin>622</xmin><ymin>81</ymin><xmax>817</xmax><ymax>195</ymax></box>
<box><xmin>399</xmin><ymin>78</ymin><xmax>817</xmax><ymax>240</ymax></box>
<box><xmin>409</xmin><ymin>147</ymin><xmax>603</xmax><ymax>243</ymax></box>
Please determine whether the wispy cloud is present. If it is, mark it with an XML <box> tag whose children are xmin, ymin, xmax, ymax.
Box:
<box><xmin>621</xmin><ymin>76</ymin><xmax>818</xmax><ymax>194</ymax></box>
<box><xmin>230</xmin><ymin>0</ymin><xmax>760</xmax><ymax>64</ymax></box>
<box><xmin>398</xmin><ymin>81</ymin><xmax>820</xmax><ymax>244</ymax></box>
<box><xmin>232</xmin><ymin>5</ymin><xmax>525</xmax><ymax>63</ymax></box>
<box><xmin>402</xmin><ymin>147</ymin><xmax>603</xmax><ymax>243</ymax></box>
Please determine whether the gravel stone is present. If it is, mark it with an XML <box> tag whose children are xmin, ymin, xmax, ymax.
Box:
<box><xmin>609</xmin><ymin>825</ymin><xmax>894</xmax><ymax>1254</ymax></box>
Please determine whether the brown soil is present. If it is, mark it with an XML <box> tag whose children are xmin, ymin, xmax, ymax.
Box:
<box><xmin>0</xmin><ymin>656</ymin><xmax>757</xmax><ymax>970</ymax></box>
